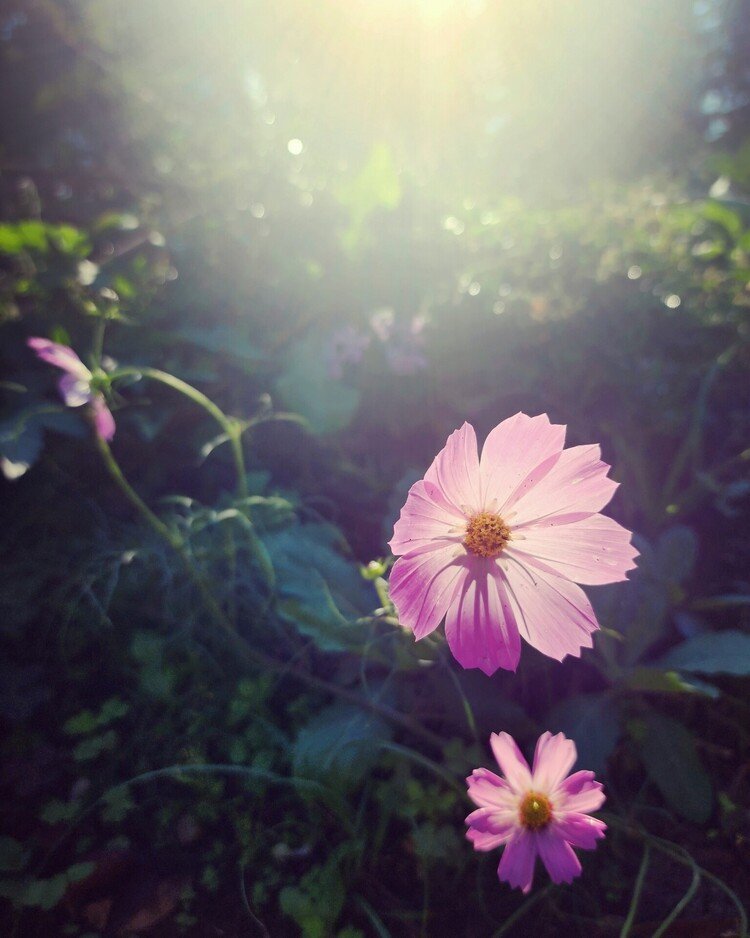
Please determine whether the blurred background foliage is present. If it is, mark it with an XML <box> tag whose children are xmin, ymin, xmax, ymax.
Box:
<box><xmin>1</xmin><ymin>0</ymin><xmax>750</xmax><ymax>934</ymax></box>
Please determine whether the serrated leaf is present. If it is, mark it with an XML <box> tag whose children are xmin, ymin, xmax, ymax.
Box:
<box><xmin>263</xmin><ymin>523</ymin><xmax>374</xmax><ymax>651</ymax></box>
<box><xmin>636</xmin><ymin>713</ymin><xmax>713</xmax><ymax>823</ymax></box>
<box><xmin>293</xmin><ymin>702</ymin><xmax>391</xmax><ymax>788</ymax></box>
<box><xmin>279</xmin><ymin>851</ymin><xmax>346</xmax><ymax>936</ymax></box>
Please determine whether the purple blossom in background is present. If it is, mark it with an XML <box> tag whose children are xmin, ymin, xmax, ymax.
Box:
<box><xmin>28</xmin><ymin>337</ymin><xmax>115</xmax><ymax>441</ymax></box>
<box><xmin>370</xmin><ymin>308</ymin><xmax>429</xmax><ymax>376</ymax></box>
<box><xmin>326</xmin><ymin>325</ymin><xmax>371</xmax><ymax>379</ymax></box>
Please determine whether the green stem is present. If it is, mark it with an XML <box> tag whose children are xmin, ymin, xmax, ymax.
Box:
<box><xmin>96</xmin><ymin>435</ymin><xmax>180</xmax><ymax>549</ymax></box>
<box><xmin>492</xmin><ymin>884</ymin><xmax>553</xmax><ymax>937</ymax></box>
<box><xmin>619</xmin><ymin>843</ymin><xmax>650</xmax><ymax>937</ymax></box>
<box><xmin>112</xmin><ymin>365</ymin><xmax>248</xmax><ymax>498</ymax></box>
<box><xmin>604</xmin><ymin>815</ymin><xmax>748</xmax><ymax>937</ymax></box>
<box><xmin>95</xmin><ymin>437</ymin><xmax>444</xmax><ymax>752</ymax></box>
<box><xmin>92</xmin><ymin>319</ymin><xmax>106</xmax><ymax>369</ymax></box>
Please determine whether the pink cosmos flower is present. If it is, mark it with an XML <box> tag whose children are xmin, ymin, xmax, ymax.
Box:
<box><xmin>28</xmin><ymin>337</ymin><xmax>115</xmax><ymax>441</ymax></box>
<box><xmin>388</xmin><ymin>414</ymin><xmax>637</xmax><ymax>673</ymax></box>
<box><xmin>466</xmin><ymin>731</ymin><xmax>606</xmax><ymax>893</ymax></box>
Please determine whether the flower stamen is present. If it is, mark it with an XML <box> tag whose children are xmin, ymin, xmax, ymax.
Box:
<box><xmin>519</xmin><ymin>792</ymin><xmax>552</xmax><ymax>830</ymax></box>
<box><xmin>463</xmin><ymin>511</ymin><xmax>511</xmax><ymax>558</ymax></box>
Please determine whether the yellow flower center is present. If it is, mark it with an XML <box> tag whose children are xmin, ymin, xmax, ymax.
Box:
<box><xmin>463</xmin><ymin>511</ymin><xmax>511</xmax><ymax>558</ymax></box>
<box><xmin>519</xmin><ymin>792</ymin><xmax>553</xmax><ymax>831</ymax></box>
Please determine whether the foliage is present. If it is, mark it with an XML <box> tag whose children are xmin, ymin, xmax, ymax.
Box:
<box><xmin>1</xmin><ymin>2</ymin><xmax>750</xmax><ymax>936</ymax></box>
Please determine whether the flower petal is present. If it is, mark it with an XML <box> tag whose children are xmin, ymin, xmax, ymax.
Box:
<box><xmin>557</xmin><ymin>771</ymin><xmax>606</xmax><ymax>813</ymax></box>
<box><xmin>58</xmin><ymin>373</ymin><xmax>92</xmax><ymax>408</ymax></box>
<box><xmin>424</xmin><ymin>422</ymin><xmax>481</xmax><ymax>513</ymax></box>
<box><xmin>389</xmin><ymin>546</ymin><xmax>466</xmax><ymax>640</ymax></box>
<box><xmin>553</xmin><ymin>814</ymin><xmax>606</xmax><ymax>850</ymax></box>
<box><xmin>479</xmin><ymin>413</ymin><xmax>566</xmax><ymax>513</ymax></box>
<box><xmin>389</xmin><ymin>479</ymin><xmax>465</xmax><ymax>555</ymax></box>
<box><xmin>466</xmin><ymin>806</ymin><xmax>518</xmax><ymax>836</ymax></box>
<box><xmin>490</xmin><ymin>731</ymin><xmax>532</xmax><ymax>792</ymax></box>
<box><xmin>531</xmin><ymin>732</ymin><xmax>577</xmax><ymax>792</ymax></box>
<box><xmin>537</xmin><ymin>830</ymin><xmax>582</xmax><ymax>885</ymax></box>
<box><xmin>512</xmin><ymin>514</ymin><xmax>638</xmax><ymax>585</ymax></box>
<box><xmin>466</xmin><ymin>767</ymin><xmax>517</xmax><ymax>809</ymax></box>
<box><xmin>497</xmin><ymin>831</ymin><xmax>537</xmax><ymax>894</ymax></box>
<box><xmin>91</xmin><ymin>395</ymin><xmax>116</xmax><ymax>441</ymax></box>
<box><xmin>445</xmin><ymin>564</ymin><xmax>521</xmax><ymax>674</ymax></box>
<box><xmin>467</xmin><ymin>826</ymin><xmax>514</xmax><ymax>852</ymax></box>
<box><xmin>466</xmin><ymin>805</ymin><xmax>518</xmax><ymax>852</ymax></box>
<box><xmin>27</xmin><ymin>337</ymin><xmax>91</xmax><ymax>378</ymax></box>
<box><xmin>511</xmin><ymin>444</ymin><xmax>619</xmax><ymax>526</ymax></box>
<box><xmin>501</xmin><ymin>555</ymin><xmax>599</xmax><ymax>661</ymax></box>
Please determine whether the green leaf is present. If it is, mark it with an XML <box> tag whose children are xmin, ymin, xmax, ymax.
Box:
<box><xmin>63</xmin><ymin>710</ymin><xmax>99</xmax><ymax>735</ymax></box>
<box><xmin>0</xmin><ymin>837</ymin><xmax>29</xmax><ymax>873</ymax></box>
<box><xmin>593</xmin><ymin>537</ymin><xmax>670</xmax><ymax>667</ymax></box>
<box><xmin>175</xmin><ymin>325</ymin><xmax>263</xmax><ymax>366</ymax></box>
<box><xmin>279</xmin><ymin>851</ymin><xmax>346</xmax><ymax>936</ymax></box>
<box><xmin>48</xmin><ymin>225</ymin><xmax>90</xmax><ymax>256</ymax></box>
<box><xmin>64</xmin><ymin>697</ymin><xmax>128</xmax><ymax>735</ymax></box>
<box><xmin>100</xmin><ymin>788</ymin><xmax>134</xmax><ymax>823</ymax></box>
<box><xmin>635</xmin><ymin>713</ymin><xmax>713</xmax><ymax>823</ymax></box>
<box><xmin>411</xmin><ymin>822</ymin><xmax>461</xmax><ymax>862</ymax></box>
<box><xmin>336</xmin><ymin>143</ymin><xmax>401</xmax><ymax>250</ymax></box>
<box><xmin>656</xmin><ymin>526</ymin><xmax>698</xmax><ymax>584</ymax></box>
<box><xmin>656</xmin><ymin>630</ymin><xmax>750</xmax><ymax>675</ymax></box>
<box><xmin>73</xmin><ymin>729</ymin><xmax>118</xmax><ymax>761</ymax></box>
<box><xmin>65</xmin><ymin>862</ymin><xmax>95</xmax><ymax>884</ymax></box>
<box><xmin>17</xmin><ymin>221</ymin><xmax>49</xmax><ymax>251</ymax></box>
<box><xmin>41</xmin><ymin>799</ymin><xmax>79</xmax><ymax>824</ymax></box>
<box><xmin>701</xmin><ymin>200</ymin><xmax>744</xmax><ymax>240</ymax></box>
<box><xmin>0</xmin><ymin>415</ymin><xmax>43</xmax><ymax>480</ymax></box>
<box><xmin>546</xmin><ymin>693</ymin><xmax>621</xmax><ymax>775</ymax></box>
<box><xmin>275</xmin><ymin>335</ymin><xmax>360</xmax><ymax>434</ymax></box>
<box><xmin>0</xmin><ymin>225</ymin><xmax>24</xmax><ymax>253</ymax></box>
<box><xmin>264</xmin><ymin>523</ymin><xmax>375</xmax><ymax>651</ymax></box>
<box><xmin>131</xmin><ymin>632</ymin><xmax>175</xmax><ymax>697</ymax></box>
<box><xmin>293</xmin><ymin>702</ymin><xmax>391</xmax><ymax>788</ymax></box>
<box><xmin>21</xmin><ymin>874</ymin><xmax>68</xmax><ymax>910</ymax></box>
<box><xmin>623</xmin><ymin>668</ymin><xmax>719</xmax><ymax>697</ymax></box>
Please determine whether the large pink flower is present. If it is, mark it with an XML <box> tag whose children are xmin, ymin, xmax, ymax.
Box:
<box><xmin>388</xmin><ymin>414</ymin><xmax>637</xmax><ymax>673</ymax></box>
<box><xmin>466</xmin><ymin>731</ymin><xmax>606</xmax><ymax>893</ymax></box>
<box><xmin>28</xmin><ymin>337</ymin><xmax>115</xmax><ymax>441</ymax></box>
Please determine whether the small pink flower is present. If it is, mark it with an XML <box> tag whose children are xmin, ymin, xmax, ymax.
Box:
<box><xmin>466</xmin><ymin>731</ymin><xmax>606</xmax><ymax>893</ymax></box>
<box><xmin>28</xmin><ymin>337</ymin><xmax>115</xmax><ymax>440</ymax></box>
<box><xmin>388</xmin><ymin>415</ymin><xmax>637</xmax><ymax>673</ymax></box>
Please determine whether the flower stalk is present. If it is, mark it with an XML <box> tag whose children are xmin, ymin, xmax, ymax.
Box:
<box><xmin>95</xmin><ymin>436</ymin><xmax>444</xmax><ymax>751</ymax></box>
<box><xmin>112</xmin><ymin>365</ymin><xmax>248</xmax><ymax>499</ymax></box>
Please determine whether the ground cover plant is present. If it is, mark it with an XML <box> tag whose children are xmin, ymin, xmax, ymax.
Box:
<box><xmin>1</xmin><ymin>1</ymin><xmax>750</xmax><ymax>935</ymax></box>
